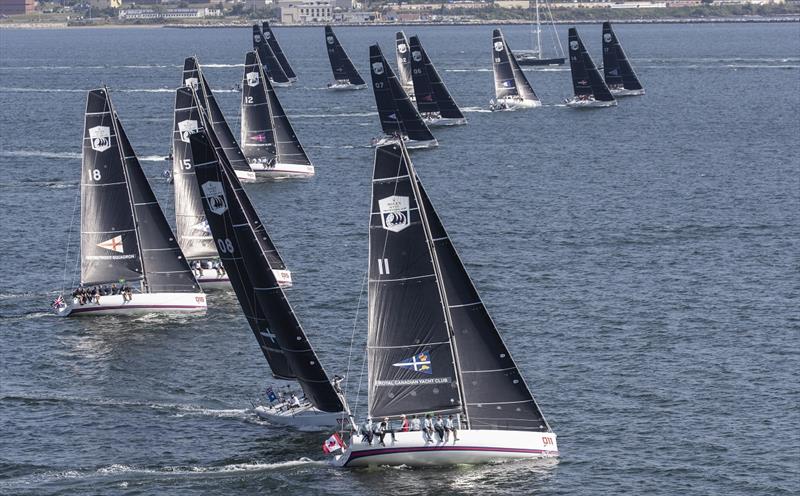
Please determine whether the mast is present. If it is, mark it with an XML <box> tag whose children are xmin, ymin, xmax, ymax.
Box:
<box><xmin>535</xmin><ymin>0</ymin><xmax>541</xmax><ymax>56</ymax></box>
<box><xmin>192</xmin><ymin>130</ymin><xmax>343</xmax><ymax>412</ymax></box>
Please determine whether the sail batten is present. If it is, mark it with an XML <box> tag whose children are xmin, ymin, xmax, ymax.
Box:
<box><xmin>191</xmin><ymin>130</ymin><xmax>343</xmax><ymax>413</ymax></box>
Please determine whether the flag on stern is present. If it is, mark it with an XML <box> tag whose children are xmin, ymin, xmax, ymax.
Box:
<box><xmin>322</xmin><ymin>432</ymin><xmax>345</xmax><ymax>454</ymax></box>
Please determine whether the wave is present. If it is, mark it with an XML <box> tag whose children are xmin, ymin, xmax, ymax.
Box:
<box><xmin>201</xmin><ymin>63</ymin><xmax>244</xmax><ymax>68</ymax></box>
<box><xmin>444</xmin><ymin>68</ymin><xmax>492</xmax><ymax>73</ymax></box>
<box><xmin>138</xmin><ymin>155</ymin><xmax>169</xmax><ymax>162</ymax></box>
<box><xmin>461</xmin><ymin>106</ymin><xmax>491</xmax><ymax>113</ymax></box>
<box><xmin>292</xmin><ymin>112</ymin><xmax>376</xmax><ymax>118</ymax></box>
<box><xmin>0</xmin><ymin>149</ymin><xmax>81</xmax><ymax>159</ymax></box>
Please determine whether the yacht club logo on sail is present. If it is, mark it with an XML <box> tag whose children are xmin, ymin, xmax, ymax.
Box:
<box><xmin>412</xmin><ymin>50</ymin><xmax>422</xmax><ymax>62</ymax></box>
<box><xmin>372</xmin><ymin>62</ymin><xmax>384</xmax><ymax>75</ymax></box>
<box><xmin>86</xmin><ymin>235</ymin><xmax>134</xmax><ymax>261</ymax></box>
<box><xmin>375</xmin><ymin>351</ymin><xmax>452</xmax><ymax>387</ymax></box>
<box><xmin>246</xmin><ymin>71</ymin><xmax>260</xmax><ymax>87</ymax></box>
<box><xmin>88</xmin><ymin>126</ymin><xmax>111</xmax><ymax>152</ymax></box>
<box><xmin>254</xmin><ymin>34</ymin><xmax>261</xmax><ymax>43</ymax></box>
<box><xmin>397</xmin><ymin>43</ymin><xmax>408</xmax><ymax>54</ymax></box>
<box><xmin>184</xmin><ymin>77</ymin><xmax>199</xmax><ymax>90</ymax></box>
<box><xmin>201</xmin><ymin>181</ymin><xmax>228</xmax><ymax>215</ymax></box>
<box><xmin>378</xmin><ymin>195</ymin><xmax>410</xmax><ymax>232</ymax></box>
<box><xmin>326</xmin><ymin>35</ymin><xmax>335</xmax><ymax>45</ymax></box>
<box><xmin>604</xmin><ymin>33</ymin><xmax>613</xmax><ymax>43</ymax></box>
<box><xmin>178</xmin><ymin>120</ymin><xmax>200</xmax><ymax>143</ymax></box>
<box><xmin>570</xmin><ymin>40</ymin><xmax>580</xmax><ymax>51</ymax></box>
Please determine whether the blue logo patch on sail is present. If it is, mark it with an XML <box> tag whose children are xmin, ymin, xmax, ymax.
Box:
<box><xmin>502</xmin><ymin>80</ymin><xmax>514</xmax><ymax>88</ymax></box>
<box><xmin>392</xmin><ymin>351</ymin><xmax>432</xmax><ymax>375</ymax></box>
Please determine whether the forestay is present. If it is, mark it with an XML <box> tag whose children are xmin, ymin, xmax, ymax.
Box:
<box><xmin>192</xmin><ymin>131</ymin><xmax>343</xmax><ymax>412</ymax></box>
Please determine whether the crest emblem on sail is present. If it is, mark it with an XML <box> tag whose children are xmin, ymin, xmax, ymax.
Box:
<box><xmin>190</xmin><ymin>220</ymin><xmax>211</xmax><ymax>234</ymax></box>
<box><xmin>378</xmin><ymin>195</ymin><xmax>410</xmax><ymax>233</ymax></box>
<box><xmin>397</xmin><ymin>43</ymin><xmax>407</xmax><ymax>54</ymax></box>
<box><xmin>97</xmin><ymin>235</ymin><xmax>124</xmax><ymax>253</ymax></box>
<box><xmin>570</xmin><ymin>40</ymin><xmax>580</xmax><ymax>51</ymax></box>
<box><xmin>254</xmin><ymin>34</ymin><xmax>261</xmax><ymax>42</ymax></box>
<box><xmin>178</xmin><ymin>119</ymin><xmax>199</xmax><ymax>143</ymax></box>
<box><xmin>246</xmin><ymin>71</ymin><xmax>260</xmax><ymax>87</ymax></box>
<box><xmin>604</xmin><ymin>33</ymin><xmax>613</xmax><ymax>43</ymax></box>
<box><xmin>184</xmin><ymin>77</ymin><xmax>199</xmax><ymax>90</ymax></box>
<box><xmin>201</xmin><ymin>181</ymin><xmax>228</xmax><ymax>215</ymax></box>
<box><xmin>494</xmin><ymin>41</ymin><xmax>504</xmax><ymax>52</ymax></box>
<box><xmin>372</xmin><ymin>62</ymin><xmax>384</xmax><ymax>75</ymax></box>
<box><xmin>88</xmin><ymin>126</ymin><xmax>111</xmax><ymax>152</ymax></box>
<box><xmin>412</xmin><ymin>50</ymin><xmax>422</xmax><ymax>62</ymax></box>
<box><xmin>392</xmin><ymin>351</ymin><xmax>432</xmax><ymax>374</ymax></box>
<box><xmin>326</xmin><ymin>35</ymin><xmax>335</xmax><ymax>45</ymax></box>
<box><xmin>264</xmin><ymin>31</ymin><xmax>272</xmax><ymax>40</ymax></box>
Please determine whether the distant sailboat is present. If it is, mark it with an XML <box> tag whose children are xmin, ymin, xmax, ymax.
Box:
<box><xmin>183</xmin><ymin>56</ymin><xmax>257</xmax><ymax>182</ymax></box>
<box><xmin>369</xmin><ymin>43</ymin><xmax>437</xmax><ymax>149</ymax></box>
<box><xmin>324</xmin><ymin>25</ymin><xmax>366</xmax><ymax>90</ymax></box>
<box><xmin>191</xmin><ymin>129</ymin><xmax>347</xmax><ymax>429</ymax></box>
<box><xmin>602</xmin><ymin>21</ymin><xmax>644</xmax><ymax>96</ymax></box>
<box><xmin>395</xmin><ymin>31</ymin><xmax>415</xmax><ymax>100</ymax></box>
<box><xmin>172</xmin><ymin>86</ymin><xmax>292</xmax><ymax>288</ymax></box>
<box><xmin>56</xmin><ymin>87</ymin><xmax>206</xmax><ymax>317</ymax></box>
<box><xmin>253</xmin><ymin>24</ymin><xmax>291</xmax><ymax>87</ymax></box>
<box><xmin>408</xmin><ymin>35</ymin><xmax>467</xmax><ymax>127</ymax></box>
<box><xmin>490</xmin><ymin>29</ymin><xmax>542</xmax><ymax>111</ymax></box>
<box><xmin>240</xmin><ymin>50</ymin><xmax>314</xmax><ymax>178</ymax></box>
<box><xmin>565</xmin><ymin>27</ymin><xmax>617</xmax><ymax>108</ymax></box>
<box><xmin>516</xmin><ymin>0</ymin><xmax>566</xmax><ymax>66</ymax></box>
<box><xmin>262</xmin><ymin>21</ymin><xmax>297</xmax><ymax>82</ymax></box>
<box><xmin>331</xmin><ymin>141</ymin><xmax>558</xmax><ymax>467</ymax></box>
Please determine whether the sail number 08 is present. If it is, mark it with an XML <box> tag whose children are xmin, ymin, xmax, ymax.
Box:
<box><xmin>217</xmin><ymin>238</ymin><xmax>235</xmax><ymax>254</ymax></box>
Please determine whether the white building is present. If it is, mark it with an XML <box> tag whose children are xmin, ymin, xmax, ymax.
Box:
<box><xmin>280</xmin><ymin>1</ymin><xmax>333</xmax><ymax>23</ymax></box>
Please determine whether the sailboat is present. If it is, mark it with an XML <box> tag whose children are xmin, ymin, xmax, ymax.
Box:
<box><xmin>240</xmin><ymin>50</ymin><xmax>314</xmax><ymax>178</ymax></box>
<box><xmin>408</xmin><ymin>35</ymin><xmax>467</xmax><ymax>127</ymax></box>
<box><xmin>565</xmin><ymin>27</ymin><xmax>617</xmax><ymax>108</ymax></box>
<box><xmin>516</xmin><ymin>0</ymin><xmax>566</xmax><ymax>66</ymax></box>
<box><xmin>369</xmin><ymin>44</ymin><xmax>437</xmax><ymax>149</ymax></box>
<box><xmin>190</xmin><ymin>128</ymin><xmax>346</xmax><ymax>429</ymax></box>
<box><xmin>172</xmin><ymin>86</ymin><xmax>292</xmax><ymax>288</ymax></box>
<box><xmin>602</xmin><ymin>21</ymin><xmax>645</xmax><ymax>96</ymax></box>
<box><xmin>253</xmin><ymin>24</ymin><xmax>291</xmax><ymax>87</ymax></box>
<box><xmin>56</xmin><ymin>87</ymin><xmax>206</xmax><ymax>317</ymax></box>
<box><xmin>262</xmin><ymin>21</ymin><xmax>297</xmax><ymax>82</ymax></box>
<box><xmin>331</xmin><ymin>141</ymin><xmax>558</xmax><ymax>467</ymax></box>
<box><xmin>183</xmin><ymin>56</ymin><xmax>257</xmax><ymax>183</ymax></box>
<box><xmin>395</xmin><ymin>31</ymin><xmax>415</xmax><ymax>100</ymax></box>
<box><xmin>324</xmin><ymin>25</ymin><xmax>366</xmax><ymax>90</ymax></box>
<box><xmin>490</xmin><ymin>29</ymin><xmax>542</xmax><ymax>111</ymax></box>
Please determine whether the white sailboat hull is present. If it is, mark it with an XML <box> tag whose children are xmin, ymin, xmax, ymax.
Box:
<box><xmin>250</xmin><ymin>162</ymin><xmax>315</xmax><ymax>178</ymax></box>
<box><xmin>56</xmin><ymin>292</ymin><xmax>207</xmax><ymax>317</ymax></box>
<box><xmin>195</xmin><ymin>267</ymin><xmax>292</xmax><ymax>288</ymax></box>
<box><xmin>234</xmin><ymin>169</ymin><xmax>257</xmax><ymax>183</ymax></box>
<box><xmin>327</xmin><ymin>81</ymin><xmax>366</xmax><ymax>91</ymax></box>
<box><xmin>334</xmin><ymin>429</ymin><xmax>558</xmax><ymax>468</ymax></box>
<box><xmin>564</xmin><ymin>97</ymin><xmax>617</xmax><ymax>108</ymax></box>
<box><xmin>610</xmin><ymin>87</ymin><xmax>645</xmax><ymax>97</ymax></box>
<box><xmin>254</xmin><ymin>404</ymin><xmax>342</xmax><ymax>430</ymax></box>
<box><xmin>489</xmin><ymin>97</ymin><xmax>542</xmax><ymax>112</ymax></box>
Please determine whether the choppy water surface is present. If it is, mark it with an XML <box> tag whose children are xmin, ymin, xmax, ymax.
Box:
<box><xmin>0</xmin><ymin>23</ymin><xmax>798</xmax><ymax>495</ymax></box>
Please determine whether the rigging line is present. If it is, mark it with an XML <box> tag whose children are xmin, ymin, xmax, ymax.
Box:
<box><xmin>61</xmin><ymin>188</ymin><xmax>80</xmax><ymax>294</ymax></box>
<box><xmin>352</xmin><ymin>348</ymin><xmax>368</xmax><ymax>422</ymax></box>
<box><xmin>343</xmin><ymin>267</ymin><xmax>368</xmax><ymax>407</ymax></box>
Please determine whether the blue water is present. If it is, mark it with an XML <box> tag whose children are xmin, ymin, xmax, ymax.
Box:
<box><xmin>0</xmin><ymin>22</ymin><xmax>798</xmax><ymax>495</ymax></box>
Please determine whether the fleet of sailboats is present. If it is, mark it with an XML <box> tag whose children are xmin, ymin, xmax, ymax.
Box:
<box><xmin>54</xmin><ymin>20</ymin><xmax>648</xmax><ymax>466</ymax></box>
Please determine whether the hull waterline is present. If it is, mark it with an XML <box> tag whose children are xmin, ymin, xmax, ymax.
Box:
<box><xmin>57</xmin><ymin>292</ymin><xmax>207</xmax><ymax>317</ymax></box>
<box><xmin>254</xmin><ymin>404</ymin><xmax>343</xmax><ymax>430</ymax></box>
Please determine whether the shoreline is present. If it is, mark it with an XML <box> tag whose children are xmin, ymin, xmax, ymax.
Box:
<box><xmin>1</xmin><ymin>15</ymin><xmax>798</xmax><ymax>29</ymax></box>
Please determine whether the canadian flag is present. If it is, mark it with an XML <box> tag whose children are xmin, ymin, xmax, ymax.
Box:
<box><xmin>322</xmin><ymin>432</ymin><xmax>345</xmax><ymax>454</ymax></box>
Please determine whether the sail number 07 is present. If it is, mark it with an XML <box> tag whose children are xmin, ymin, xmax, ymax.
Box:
<box><xmin>217</xmin><ymin>238</ymin><xmax>235</xmax><ymax>254</ymax></box>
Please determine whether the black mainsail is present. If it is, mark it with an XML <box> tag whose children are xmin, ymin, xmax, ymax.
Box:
<box><xmin>172</xmin><ymin>86</ymin><xmax>217</xmax><ymax>261</ymax></box>
<box><xmin>368</xmin><ymin>144</ymin><xmax>461</xmax><ymax>418</ymax></box>
<box><xmin>192</xmin><ymin>130</ymin><xmax>343</xmax><ymax>412</ymax></box>
<box><xmin>241</xmin><ymin>50</ymin><xmax>311</xmax><ymax>168</ymax></box>
<box><xmin>81</xmin><ymin>88</ymin><xmax>199</xmax><ymax>293</ymax></box>
<box><xmin>367</xmin><ymin>141</ymin><xmax>551</xmax><ymax>431</ymax></box>
<box><xmin>262</xmin><ymin>21</ymin><xmax>297</xmax><ymax>81</ymax></box>
<box><xmin>409</xmin><ymin>35</ymin><xmax>465</xmax><ymax>122</ymax></box>
<box><xmin>492</xmin><ymin>29</ymin><xmax>539</xmax><ymax>103</ymax></box>
<box><xmin>324</xmin><ymin>25</ymin><xmax>365</xmax><ymax>86</ymax></box>
<box><xmin>395</xmin><ymin>31</ymin><xmax>414</xmax><ymax>97</ymax></box>
<box><xmin>183</xmin><ymin>57</ymin><xmax>254</xmax><ymax>179</ymax></box>
<box><xmin>568</xmin><ymin>28</ymin><xmax>615</xmax><ymax>102</ymax></box>
<box><xmin>253</xmin><ymin>24</ymin><xmax>290</xmax><ymax>86</ymax></box>
<box><xmin>602</xmin><ymin>21</ymin><xmax>643</xmax><ymax>93</ymax></box>
<box><xmin>369</xmin><ymin>44</ymin><xmax>436</xmax><ymax>145</ymax></box>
